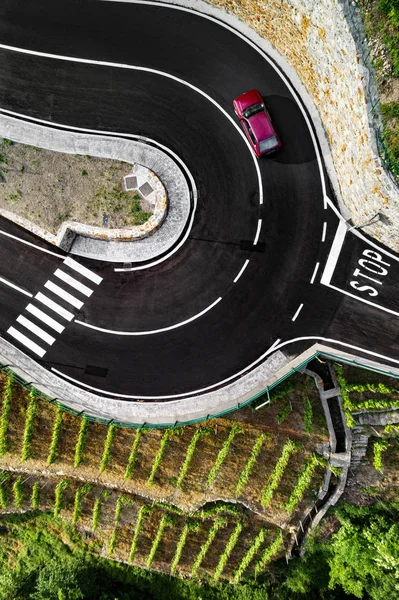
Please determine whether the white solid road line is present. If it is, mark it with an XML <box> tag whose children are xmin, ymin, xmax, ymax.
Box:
<box><xmin>16</xmin><ymin>315</ymin><xmax>56</xmax><ymax>345</ymax></box>
<box><xmin>320</xmin><ymin>220</ymin><xmax>347</xmax><ymax>286</ymax></box>
<box><xmin>75</xmin><ymin>296</ymin><xmax>223</xmax><ymax>336</ymax></box>
<box><xmin>26</xmin><ymin>304</ymin><xmax>65</xmax><ymax>333</ymax></box>
<box><xmin>44</xmin><ymin>281</ymin><xmax>84</xmax><ymax>310</ymax></box>
<box><xmin>53</xmin><ymin>333</ymin><xmax>399</xmax><ymax>401</ymax></box>
<box><xmin>7</xmin><ymin>326</ymin><xmax>46</xmax><ymax>358</ymax></box>
<box><xmin>0</xmin><ymin>228</ymin><xmax>64</xmax><ymax>258</ymax></box>
<box><xmin>322</xmin><ymin>222</ymin><xmax>327</xmax><ymax>242</ymax></box>
<box><xmin>292</xmin><ymin>303</ymin><xmax>304</xmax><ymax>322</ymax></box>
<box><xmin>310</xmin><ymin>262</ymin><xmax>320</xmax><ymax>284</ymax></box>
<box><xmin>54</xmin><ymin>269</ymin><xmax>93</xmax><ymax>297</ymax></box>
<box><xmin>0</xmin><ymin>276</ymin><xmax>33</xmax><ymax>298</ymax></box>
<box><xmin>35</xmin><ymin>292</ymin><xmax>74</xmax><ymax>321</ymax></box>
<box><xmin>253</xmin><ymin>220</ymin><xmax>262</xmax><ymax>246</ymax></box>
<box><xmin>233</xmin><ymin>260</ymin><xmax>250</xmax><ymax>283</ymax></box>
<box><xmin>64</xmin><ymin>257</ymin><xmax>103</xmax><ymax>285</ymax></box>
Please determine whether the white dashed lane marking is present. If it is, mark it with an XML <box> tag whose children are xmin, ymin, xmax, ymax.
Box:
<box><xmin>322</xmin><ymin>222</ymin><xmax>327</xmax><ymax>242</ymax></box>
<box><xmin>291</xmin><ymin>303</ymin><xmax>304</xmax><ymax>322</ymax></box>
<box><xmin>233</xmin><ymin>260</ymin><xmax>250</xmax><ymax>283</ymax></box>
<box><xmin>310</xmin><ymin>262</ymin><xmax>320</xmax><ymax>285</ymax></box>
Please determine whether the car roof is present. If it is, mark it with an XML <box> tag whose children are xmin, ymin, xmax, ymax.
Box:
<box><xmin>234</xmin><ymin>89</ymin><xmax>263</xmax><ymax>111</ymax></box>
<box><xmin>249</xmin><ymin>112</ymin><xmax>275</xmax><ymax>141</ymax></box>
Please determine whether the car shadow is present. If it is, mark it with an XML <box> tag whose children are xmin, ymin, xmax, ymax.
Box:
<box><xmin>262</xmin><ymin>95</ymin><xmax>318</xmax><ymax>165</ymax></box>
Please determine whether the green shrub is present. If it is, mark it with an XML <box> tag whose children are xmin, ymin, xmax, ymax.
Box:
<box><xmin>261</xmin><ymin>439</ymin><xmax>299</xmax><ymax>507</ymax></box>
<box><xmin>205</xmin><ymin>424</ymin><xmax>243</xmax><ymax>488</ymax></box>
<box><xmin>373</xmin><ymin>439</ymin><xmax>389</xmax><ymax>472</ymax></box>
<box><xmin>0</xmin><ymin>472</ymin><xmax>9</xmax><ymax>508</ymax></box>
<box><xmin>124</xmin><ymin>429</ymin><xmax>145</xmax><ymax>480</ymax></box>
<box><xmin>53</xmin><ymin>480</ymin><xmax>69</xmax><ymax>517</ymax></box>
<box><xmin>147</xmin><ymin>428</ymin><xmax>182</xmax><ymax>486</ymax></box>
<box><xmin>146</xmin><ymin>514</ymin><xmax>173</xmax><ymax>568</ymax></box>
<box><xmin>31</xmin><ymin>481</ymin><xmax>40</xmax><ymax>509</ymax></box>
<box><xmin>235</xmin><ymin>433</ymin><xmax>267</xmax><ymax>497</ymax></box>
<box><xmin>170</xmin><ymin>521</ymin><xmax>199</xmax><ymax>575</ymax></box>
<box><xmin>92</xmin><ymin>490</ymin><xmax>110</xmax><ymax>532</ymax></box>
<box><xmin>381</xmin><ymin>103</ymin><xmax>399</xmax><ymax>119</ymax></box>
<box><xmin>128</xmin><ymin>505</ymin><xmax>151</xmax><ymax>564</ymax></box>
<box><xmin>108</xmin><ymin>528</ymin><xmax>118</xmax><ymax>556</ymax></box>
<box><xmin>196</xmin><ymin>502</ymin><xmax>241</xmax><ymax>520</ymax></box>
<box><xmin>191</xmin><ymin>517</ymin><xmax>227</xmax><ymax>577</ymax></box>
<box><xmin>99</xmin><ymin>425</ymin><xmax>116</xmax><ymax>473</ymax></box>
<box><xmin>214</xmin><ymin>521</ymin><xmax>243</xmax><ymax>581</ymax></box>
<box><xmin>12</xmin><ymin>476</ymin><xmax>24</xmax><ymax>508</ymax></box>
<box><xmin>233</xmin><ymin>528</ymin><xmax>267</xmax><ymax>582</ymax></box>
<box><xmin>276</xmin><ymin>402</ymin><xmax>292</xmax><ymax>424</ymax></box>
<box><xmin>47</xmin><ymin>407</ymin><xmax>63</xmax><ymax>466</ymax></box>
<box><xmin>72</xmin><ymin>483</ymin><xmax>92</xmax><ymax>525</ymax></box>
<box><xmin>285</xmin><ymin>454</ymin><xmax>320</xmax><ymax>514</ymax></box>
<box><xmin>384</xmin><ymin>423</ymin><xmax>399</xmax><ymax>433</ymax></box>
<box><xmin>176</xmin><ymin>426</ymin><xmax>213</xmax><ymax>489</ymax></box>
<box><xmin>0</xmin><ymin>376</ymin><xmax>13</xmax><ymax>456</ymax></box>
<box><xmin>74</xmin><ymin>418</ymin><xmax>89</xmax><ymax>468</ymax></box>
<box><xmin>304</xmin><ymin>397</ymin><xmax>313</xmax><ymax>434</ymax></box>
<box><xmin>254</xmin><ymin>530</ymin><xmax>284</xmax><ymax>577</ymax></box>
<box><xmin>21</xmin><ymin>392</ymin><xmax>38</xmax><ymax>462</ymax></box>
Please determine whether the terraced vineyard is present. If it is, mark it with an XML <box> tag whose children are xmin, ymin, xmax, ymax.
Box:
<box><xmin>0</xmin><ymin>368</ymin><xmax>330</xmax><ymax>581</ymax></box>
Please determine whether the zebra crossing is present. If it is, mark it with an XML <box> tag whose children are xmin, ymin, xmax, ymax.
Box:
<box><xmin>7</xmin><ymin>257</ymin><xmax>102</xmax><ymax>358</ymax></box>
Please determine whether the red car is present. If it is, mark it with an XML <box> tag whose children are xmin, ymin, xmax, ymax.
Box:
<box><xmin>233</xmin><ymin>89</ymin><xmax>282</xmax><ymax>157</ymax></box>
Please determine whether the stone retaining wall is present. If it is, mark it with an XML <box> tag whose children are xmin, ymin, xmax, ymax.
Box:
<box><xmin>205</xmin><ymin>0</ymin><xmax>399</xmax><ymax>251</ymax></box>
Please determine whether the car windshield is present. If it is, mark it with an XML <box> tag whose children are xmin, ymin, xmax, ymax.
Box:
<box><xmin>259</xmin><ymin>135</ymin><xmax>278</xmax><ymax>153</ymax></box>
<box><xmin>243</xmin><ymin>103</ymin><xmax>264</xmax><ymax>119</ymax></box>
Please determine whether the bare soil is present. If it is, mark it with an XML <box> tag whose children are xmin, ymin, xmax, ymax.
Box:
<box><xmin>0</xmin><ymin>140</ymin><xmax>151</xmax><ymax>234</ymax></box>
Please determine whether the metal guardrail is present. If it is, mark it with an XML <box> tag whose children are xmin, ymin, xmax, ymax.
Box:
<box><xmin>1</xmin><ymin>349</ymin><xmax>398</xmax><ymax>429</ymax></box>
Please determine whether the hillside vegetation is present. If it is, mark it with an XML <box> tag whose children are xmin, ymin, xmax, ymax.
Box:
<box><xmin>0</xmin><ymin>369</ymin><xmax>329</xmax><ymax>582</ymax></box>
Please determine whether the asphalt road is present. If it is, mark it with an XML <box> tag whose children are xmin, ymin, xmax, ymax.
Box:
<box><xmin>0</xmin><ymin>0</ymin><xmax>398</xmax><ymax>399</ymax></box>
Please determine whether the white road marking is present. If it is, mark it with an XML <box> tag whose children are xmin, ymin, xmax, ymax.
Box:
<box><xmin>52</xmin><ymin>333</ymin><xmax>399</xmax><ymax>400</ymax></box>
<box><xmin>0</xmin><ymin>276</ymin><xmax>33</xmax><ymax>298</ymax></box>
<box><xmin>7</xmin><ymin>326</ymin><xmax>46</xmax><ymax>357</ymax></box>
<box><xmin>74</xmin><ymin>296</ymin><xmax>223</xmax><ymax>335</ymax></box>
<box><xmin>322</xmin><ymin>222</ymin><xmax>327</xmax><ymax>242</ymax></box>
<box><xmin>0</xmin><ymin>229</ymin><xmax>64</xmax><ymax>258</ymax></box>
<box><xmin>35</xmin><ymin>292</ymin><xmax>74</xmax><ymax>321</ymax></box>
<box><xmin>320</xmin><ymin>220</ymin><xmax>347</xmax><ymax>286</ymax></box>
<box><xmin>16</xmin><ymin>315</ymin><xmax>56</xmax><ymax>345</ymax></box>
<box><xmin>326</xmin><ymin>283</ymin><xmax>399</xmax><ymax>318</ymax></box>
<box><xmin>44</xmin><ymin>281</ymin><xmax>84</xmax><ymax>309</ymax></box>
<box><xmin>0</xmin><ymin>43</ymin><xmax>263</xmax><ymax>206</ymax></box>
<box><xmin>26</xmin><ymin>304</ymin><xmax>65</xmax><ymax>333</ymax></box>
<box><xmin>291</xmin><ymin>303</ymin><xmax>304</xmax><ymax>322</ymax></box>
<box><xmin>310</xmin><ymin>262</ymin><xmax>320</xmax><ymax>284</ymax></box>
<box><xmin>253</xmin><ymin>219</ymin><xmax>262</xmax><ymax>246</ymax></box>
<box><xmin>268</xmin><ymin>338</ymin><xmax>282</xmax><ymax>351</ymax></box>
<box><xmin>233</xmin><ymin>260</ymin><xmax>250</xmax><ymax>283</ymax></box>
<box><xmin>64</xmin><ymin>257</ymin><xmax>103</xmax><ymax>285</ymax></box>
<box><xmin>54</xmin><ymin>269</ymin><xmax>93</xmax><ymax>297</ymax></box>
